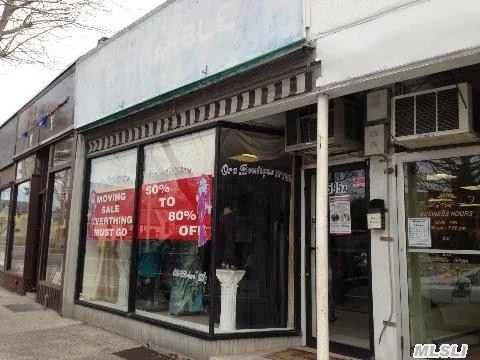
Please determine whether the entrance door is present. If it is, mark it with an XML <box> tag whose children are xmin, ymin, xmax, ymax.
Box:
<box><xmin>305</xmin><ymin>163</ymin><xmax>373</xmax><ymax>358</ymax></box>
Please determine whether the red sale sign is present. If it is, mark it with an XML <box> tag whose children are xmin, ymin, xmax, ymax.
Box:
<box><xmin>86</xmin><ymin>188</ymin><xmax>135</xmax><ymax>241</ymax></box>
<box><xmin>138</xmin><ymin>175</ymin><xmax>213</xmax><ymax>245</ymax></box>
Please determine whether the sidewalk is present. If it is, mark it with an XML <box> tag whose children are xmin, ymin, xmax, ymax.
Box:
<box><xmin>0</xmin><ymin>288</ymin><xmax>189</xmax><ymax>360</ymax></box>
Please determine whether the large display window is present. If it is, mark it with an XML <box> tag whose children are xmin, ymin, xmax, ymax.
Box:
<box><xmin>0</xmin><ymin>188</ymin><xmax>11</xmax><ymax>269</ymax></box>
<box><xmin>215</xmin><ymin>128</ymin><xmax>292</xmax><ymax>332</ymax></box>
<box><xmin>136</xmin><ymin>129</ymin><xmax>215</xmax><ymax>331</ymax></box>
<box><xmin>77</xmin><ymin>125</ymin><xmax>295</xmax><ymax>336</ymax></box>
<box><xmin>80</xmin><ymin>149</ymin><xmax>137</xmax><ymax>311</ymax></box>
<box><xmin>404</xmin><ymin>154</ymin><xmax>480</xmax><ymax>349</ymax></box>
<box><xmin>45</xmin><ymin>169</ymin><xmax>72</xmax><ymax>284</ymax></box>
<box><xmin>11</xmin><ymin>181</ymin><xmax>31</xmax><ymax>274</ymax></box>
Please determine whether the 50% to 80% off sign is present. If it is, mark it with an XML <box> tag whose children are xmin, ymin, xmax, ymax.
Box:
<box><xmin>144</xmin><ymin>183</ymin><xmax>201</xmax><ymax>237</ymax></box>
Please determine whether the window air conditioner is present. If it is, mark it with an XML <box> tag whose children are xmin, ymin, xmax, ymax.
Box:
<box><xmin>285</xmin><ymin>98</ymin><xmax>363</xmax><ymax>156</ymax></box>
<box><xmin>392</xmin><ymin>83</ymin><xmax>477</xmax><ymax>148</ymax></box>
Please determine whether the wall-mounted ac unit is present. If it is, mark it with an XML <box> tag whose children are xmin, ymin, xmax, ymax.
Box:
<box><xmin>392</xmin><ymin>83</ymin><xmax>476</xmax><ymax>148</ymax></box>
<box><xmin>285</xmin><ymin>98</ymin><xmax>363</xmax><ymax>156</ymax></box>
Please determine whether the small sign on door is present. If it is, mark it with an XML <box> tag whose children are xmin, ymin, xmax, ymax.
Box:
<box><xmin>408</xmin><ymin>218</ymin><xmax>432</xmax><ymax>247</ymax></box>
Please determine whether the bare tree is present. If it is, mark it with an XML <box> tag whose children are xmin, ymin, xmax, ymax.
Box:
<box><xmin>0</xmin><ymin>0</ymin><xmax>103</xmax><ymax>64</ymax></box>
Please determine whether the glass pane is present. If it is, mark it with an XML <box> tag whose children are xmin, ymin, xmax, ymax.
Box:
<box><xmin>52</xmin><ymin>137</ymin><xmax>74</xmax><ymax>167</ymax></box>
<box><xmin>16</xmin><ymin>156</ymin><xmax>36</xmax><ymax>180</ymax></box>
<box><xmin>0</xmin><ymin>188</ymin><xmax>11</xmax><ymax>270</ymax></box>
<box><xmin>216</xmin><ymin>128</ymin><xmax>292</xmax><ymax>332</ymax></box>
<box><xmin>11</xmin><ymin>181</ymin><xmax>31</xmax><ymax>274</ymax></box>
<box><xmin>80</xmin><ymin>149</ymin><xmax>137</xmax><ymax>311</ymax></box>
<box><xmin>45</xmin><ymin>169</ymin><xmax>72</xmax><ymax>285</ymax></box>
<box><xmin>405</xmin><ymin>156</ymin><xmax>480</xmax><ymax>349</ymax></box>
<box><xmin>0</xmin><ymin>165</ymin><xmax>15</xmax><ymax>187</ymax></box>
<box><xmin>136</xmin><ymin>129</ymin><xmax>215</xmax><ymax>332</ymax></box>
<box><xmin>328</xmin><ymin>167</ymin><xmax>370</xmax><ymax>350</ymax></box>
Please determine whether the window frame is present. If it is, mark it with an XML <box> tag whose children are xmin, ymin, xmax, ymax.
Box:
<box><xmin>75</xmin><ymin>121</ymin><xmax>301</xmax><ymax>340</ymax></box>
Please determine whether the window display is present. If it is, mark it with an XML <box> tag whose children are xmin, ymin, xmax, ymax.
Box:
<box><xmin>45</xmin><ymin>169</ymin><xmax>71</xmax><ymax>284</ymax></box>
<box><xmin>136</xmin><ymin>129</ymin><xmax>215</xmax><ymax>331</ymax></box>
<box><xmin>0</xmin><ymin>188</ymin><xmax>11</xmax><ymax>269</ymax></box>
<box><xmin>405</xmin><ymin>156</ymin><xmax>480</xmax><ymax>348</ymax></box>
<box><xmin>11</xmin><ymin>181</ymin><xmax>31</xmax><ymax>274</ymax></box>
<box><xmin>80</xmin><ymin>149</ymin><xmax>137</xmax><ymax>310</ymax></box>
<box><xmin>77</xmin><ymin>125</ymin><xmax>296</xmax><ymax>334</ymax></box>
<box><xmin>215</xmin><ymin>128</ymin><xmax>292</xmax><ymax>331</ymax></box>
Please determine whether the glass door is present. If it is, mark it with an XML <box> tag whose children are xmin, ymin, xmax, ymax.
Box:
<box><xmin>398</xmin><ymin>151</ymin><xmax>480</xmax><ymax>358</ymax></box>
<box><xmin>305</xmin><ymin>163</ymin><xmax>372</xmax><ymax>357</ymax></box>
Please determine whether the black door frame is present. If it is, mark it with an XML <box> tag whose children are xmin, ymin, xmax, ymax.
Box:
<box><xmin>304</xmin><ymin>161</ymin><xmax>374</xmax><ymax>359</ymax></box>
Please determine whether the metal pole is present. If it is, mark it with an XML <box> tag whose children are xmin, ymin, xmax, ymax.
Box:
<box><xmin>316</xmin><ymin>94</ymin><xmax>329</xmax><ymax>360</ymax></box>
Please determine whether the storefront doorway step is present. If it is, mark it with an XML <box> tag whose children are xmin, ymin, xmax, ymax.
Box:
<box><xmin>209</xmin><ymin>347</ymin><xmax>363</xmax><ymax>360</ymax></box>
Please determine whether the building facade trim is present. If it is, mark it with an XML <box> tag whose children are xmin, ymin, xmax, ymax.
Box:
<box><xmin>87</xmin><ymin>71</ymin><xmax>313</xmax><ymax>154</ymax></box>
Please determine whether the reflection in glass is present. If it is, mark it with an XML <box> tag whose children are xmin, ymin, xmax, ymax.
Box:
<box><xmin>327</xmin><ymin>168</ymin><xmax>370</xmax><ymax>349</ymax></box>
<box><xmin>0</xmin><ymin>188</ymin><xmax>11</xmax><ymax>269</ymax></box>
<box><xmin>405</xmin><ymin>156</ymin><xmax>480</xmax><ymax>349</ymax></box>
<box><xmin>136</xmin><ymin>129</ymin><xmax>215</xmax><ymax>331</ymax></box>
<box><xmin>52</xmin><ymin>137</ymin><xmax>74</xmax><ymax>167</ymax></box>
<box><xmin>11</xmin><ymin>182</ymin><xmax>31</xmax><ymax>274</ymax></box>
<box><xmin>80</xmin><ymin>149</ymin><xmax>137</xmax><ymax>311</ymax></box>
<box><xmin>0</xmin><ymin>166</ymin><xmax>15</xmax><ymax>187</ymax></box>
<box><xmin>45</xmin><ymin>169</ymin><xmax>71</xmax><ymax>284</ymax></box>
<box><xmin>216</xmin><ymin>128</ymin><xmax>292</xmax><ymax>332</ymax></box>
<box><xmin>16</xmin><ymin>156</ymin><xmax>36</xmax><ymax>180</ymax></box>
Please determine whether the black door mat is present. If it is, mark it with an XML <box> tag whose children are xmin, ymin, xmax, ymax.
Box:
<box><xmin>3</xmin><ymin>303</ymin><xmax>44</xmax><ymax>313</ymax></box>
<box><xmin>113</xmin><ymin>346</ymin><xmax>191</xmax><ymax>360</ymax></box>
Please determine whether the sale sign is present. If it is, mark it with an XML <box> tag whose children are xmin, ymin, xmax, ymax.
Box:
<box><xmin>86</xmin><ymin>188</ymin><xmax>135</xmax><ymax>241</ymax></box>
<box><xmin>138</xmin><ymin>174</ymin><xmax>213</xmax><ymax>245</ymax></box>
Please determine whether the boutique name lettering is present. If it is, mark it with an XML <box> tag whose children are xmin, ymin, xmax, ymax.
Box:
<box><xmin>221</xmin><ymin>164</ymin><xmax>291</xmax><ymax>183</ymax></box>
<box><xmin>172</xmin><ymin>268</ymin><xmax>207</xmax><ymax>284</ymax></box>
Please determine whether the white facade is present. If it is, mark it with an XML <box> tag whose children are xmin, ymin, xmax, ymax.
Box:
<box><xmin>74</xmin><ymin>0</ymin><xmax>304</xmax><ymax>129</ymax></box>
<box><xmin>311</xmin><ymin>0</ymin><xmax>480</xmax><ymax>95</ymax></box>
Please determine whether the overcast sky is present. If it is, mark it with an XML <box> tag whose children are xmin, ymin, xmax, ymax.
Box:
<box><xmin>0</xmin><ymin>1</ymin><xmax>166</xmax><ymax>125</ymax></box>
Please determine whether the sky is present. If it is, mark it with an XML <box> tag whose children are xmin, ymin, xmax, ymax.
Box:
<box><xmin>0</xmin><ymin>0</ymin><xmax>166</xmax><ymax>125</ymax></box>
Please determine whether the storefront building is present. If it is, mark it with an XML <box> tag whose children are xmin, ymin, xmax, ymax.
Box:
<box><xmin>33</xmin><ymin>1</ymin><xmax>480</xmax><ymax>360</ymax></box>
<box><xmin>0</xmin><ymin>65</ymin><xmax>76</xmax><ymax>313</ymax></box>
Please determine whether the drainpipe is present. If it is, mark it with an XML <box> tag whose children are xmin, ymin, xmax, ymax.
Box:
<box><xmin>316</xmin><ymin>94</ymin><xmax>329</xmax><ymax>360</ymax></box>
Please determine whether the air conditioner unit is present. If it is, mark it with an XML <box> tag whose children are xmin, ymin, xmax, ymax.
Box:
<box><xmin>285</xmin><ymin>98</ymin><xmax>363</xmax><ymax>156</ymax></box>
<box><xmin>392</xmin><ymin>83</ymin><xmax>477</xmax><ymax>148</ymax></box>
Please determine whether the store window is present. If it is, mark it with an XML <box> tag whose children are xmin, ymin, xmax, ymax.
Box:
<box><xmin>136</xmin><ymin>129</ymin><xmax>215</xmax><ymax>331</ymax></box>
<box><xmin>52</xmin><ymin>137</ymin><xmax>74</xmax><ymax>168</ymax></box>
<box><xmin>0</xmin><ymin>188</ymin><xmax>11</xmax><ymax>269</ymax></box>
<box><xmin>11</xmin><ymin>181</ymin><xmax>31</xmax><ymax>274</ymax></box>
<box><xmin>80</xmin><ymin>149</ymin><xmax>137</xmax><ymax>310</ymax></box>
<box><xmin>0</xmin><ymin>166</ymin><xmax>15</xmax><ymax>186</ymax></box>
<box><xmin>405</xmin><ymin>155</ymin><xmax>480</xmax><ymax>348</ymax></box>
<box><xmin>215</xmin><ymin>128</ymin><xmax>292</xmax><ymax>332</ymax></box>
<box><xmin>16</xmin><ymin>156</ymin><xmax>37</xmax><ymax>181</ymax></box>
<box><xmin>45</xmin><ymin>169</ymin><xmax>71</xmax><ymax>284</ymax></box>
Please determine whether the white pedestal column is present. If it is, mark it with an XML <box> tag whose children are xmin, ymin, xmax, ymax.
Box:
<box><xmin>116</xmin><ymin>244</ymin><xmax>131</xmax><ymax>308</ymax></box>
<box><xmin>216</xmin><ymin>269</ymin><xmax>246</xmax><ymax>331</ymax></box>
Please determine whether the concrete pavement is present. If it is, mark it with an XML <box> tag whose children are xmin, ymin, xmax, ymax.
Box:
<box><xmin>0</xmin><ymin>288</ymin><xmax>186</xmax><ymax>360</ymax></box>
